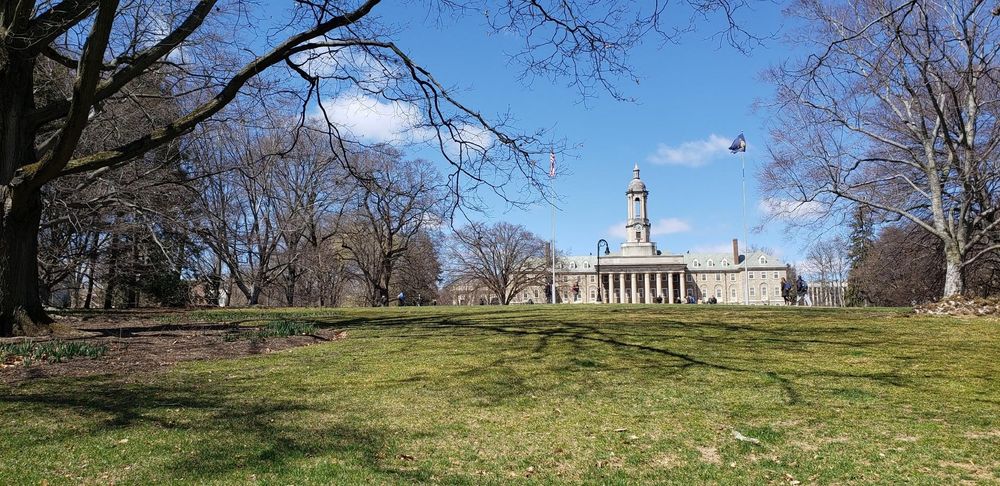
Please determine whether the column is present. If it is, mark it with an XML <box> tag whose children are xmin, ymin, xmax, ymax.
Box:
<box><xmin>655</xmin><ymin>273</ymin><xmax>663</xmax><ymax>303</ymax></box>
<box><xmin>679</xmin><ymin>271</ymin><xmax>687</xmax><ymax>301</ymax></box>
<box><xmin>667</xmin><ymin>272</ymin><xmax>675</xmax><ymax>303</ymax></box>
<box><xmin>606</xmin><ymin>273</ymin><xmax>614</xmax><ymax>303</ymax></box>
<box><xmin>619</xmin><ymin>273</ymin><xmax>626</xmax><ymax>304</ymax></box>
<box><xmin>644</xmin><ymin>272</ymin><xmax>651</xmax><ymax>304</ymax></box>
<box><xmin>630</xmin><ymin>273</ymin><xmax>637</xmax><ymax>304</ymax></box>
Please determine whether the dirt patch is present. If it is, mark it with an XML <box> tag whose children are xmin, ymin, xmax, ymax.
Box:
<box><xmin>696</xmin><ymin>446</ymin><xmax>721</xmax><ymax>465</ymax></box>
<box><xmin>650</xmin><ymin>453</ymin><xmax>682</xmax><ymax>469</ymax></box>
<box><xmin>1</xmin><ymin>311</ymin><xmax>346</xmax><ymax>386</ymax></box>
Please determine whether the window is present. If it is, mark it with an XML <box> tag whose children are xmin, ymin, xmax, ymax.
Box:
<box><xmin>774</xmin><ymin>286</ymin><xmax>780</xmax><ymax>296</ymax></box>
<box><xmin>773</xmin><ymin>272</ymin><xmax>779</xmax><ymax>279</ymax></box>
<box><xmin>749</xmin><ymin>272</ymin><xmax>754</xmax><ymax>279</ymax></box>
<box><xmin>533</xmin><ymin>290</ymin><xmax>539</xmax><ymax>298</ymax></box>
<box><xmin>731</xmin><ymin>288</ymin><xmax>737</xmax><ymax>298</ymax></box>
<box><xmin>716</xmin><ymin>287</ymin><xmax>723</xmax><ymax>298</ymax></box>
<box><xmin>589</xmin><ymin>275</ymin><xmax>595</xmax><ymax>283</ymax></box>
<box><xmin>731</xmin><ymin>274</ymin><xmax>736</xmax><ymax>281</ymax></box>
<box><xmin>749</xmin><ymin>287</ymin><xmax>756</xmax><ymax>297</ymax></box>
<box><xmin>635</xmin><ymin>231</ymin><xmax>641</xmax><ymax>241</ymax></box>
<box><xmin>707</xmin><ymin>259</ymin><xmax>714</xmax><ymax>267</ymax></box>
<box><xmin>721</xmin><ymin>258</ymin><xmax>729</xmax><ymax>266</ymax></box>
<box><xmin>687</xmin><ymin>274</ymin><xmax>693</xmax><ymax>282</ymax></box>
<box><xmin>584</xmin><ymin>262</ymin><xmax>590</xmax><ymax>268</ymax></box>
<box><xmin>759</xmin><ymin>256</ymin><xmax>767</xmax><ymax>264</ymax></box>
<box><xmin>761</xmin><ymin>272</ymin><xmax>767</xmax><ymax>280</ymax></box>
<box><xmin>701</xmin><ymin>274</ymin><xmax>706</xmax><ymax>281</ymax></box>
<box><xmin>693</xmin><ymin>259</ymin><xmax>700</xmax><ymax>267</ymax></box>
<box><xmin>761</xmin><ymin>285</ymin><xmax>767</xmax><ymax>296</ymax></box>
<box><xmin>570</xmin><ymin>262</ymin><xmax>577</xmax><ymax>269</ymax></box>
<box><xmin>590</xmin><ymin>290</ymin><xmax>596</xmax><ymax>301</ymax></box>
<box><xmin>715</xmin><ymin>274</ymin><xmax>721</xmax><ymax>281</ymax></box>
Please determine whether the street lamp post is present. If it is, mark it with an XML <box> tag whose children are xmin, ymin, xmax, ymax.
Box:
<box><xmin>596</xmin><ymin>239</ymin><xmax>610</xmax><ymax>303</ymax></box>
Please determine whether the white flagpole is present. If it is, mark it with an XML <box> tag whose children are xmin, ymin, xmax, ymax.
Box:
<box><xmin>550</xmin><ymin>151</ymin><xmax>557</xmax><ymax>304</ymax></box>
<box><xmin>740</xmin><ymin>150</ymin><xmax>750</xmax><ymax>305</ymax></box>
<box><xmin>551</xmin><ymin>197</ymin><xmax>556</xmax><ymax>304</ymax></box>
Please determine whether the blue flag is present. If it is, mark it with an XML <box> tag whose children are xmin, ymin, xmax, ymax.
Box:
<box><xmin>729</xmin><ymin>133</ymin><xmax>746</xmax><ymax>153</ymax></box>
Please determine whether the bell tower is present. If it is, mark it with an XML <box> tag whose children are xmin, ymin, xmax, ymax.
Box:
<box><xmin>621</xmin><ymin>165</ymin><xmax>658</xmax><ymax>256</ymax></box>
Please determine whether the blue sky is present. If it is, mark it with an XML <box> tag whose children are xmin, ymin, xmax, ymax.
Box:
<box><xmin>281</xmin><ymin>2</ymin><xmax>818</xmax><ymax>263</ymax></box>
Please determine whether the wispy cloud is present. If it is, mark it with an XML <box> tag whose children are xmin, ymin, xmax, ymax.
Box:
<box><xmin>646</xmin><ymin>134</ymin><xmax>733</xmax><ymax>167</ymax></box>
<box><xmin>606</xmin><ymin>218</ymin><xmax>691</xmax><ymax>238</ymax></box>
<box><xmin>651</xmin><ymin>218</ymin><xmax>692</xmax><ymax>235</ymax></box>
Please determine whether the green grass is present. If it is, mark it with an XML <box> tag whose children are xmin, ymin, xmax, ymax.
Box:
<box><xmin>2</xmin><ymin>305</ymin><xmax>998</xmax><ymax>484</ymax></box>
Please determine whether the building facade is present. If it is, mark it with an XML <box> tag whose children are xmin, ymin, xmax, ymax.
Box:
<box><xmin>455</xmin><ymin>165</ymin><xmax>789</xmax><ymax>305</ymax></box>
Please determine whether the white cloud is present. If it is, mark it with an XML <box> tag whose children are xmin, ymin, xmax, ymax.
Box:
<box><xmin>646</xmin><ymin>134</ymin><xmax>733</xmax><ymax>167</ymax></box>
<box><xmin>759</xmin><ymin>199</ymin><xmax>826</xmax><ymax>220</ymax></box>
<box><xmin>606</xmin><ymin>222</ymin><xmax>628</xmax><ymax>239</ymax></box>
<box><xmin>651</xmin><ymin>218</ymin><xmax>692</xmax><ymax>235</ymax></box>
<box><xmin>606</xmin><ymin>218</ymin><xmax>691</xmax><ymax>238</ymax></box>
<box><xmin>317</xmin><ymin>91</ymin><xmax>433</xmax><ymax>145</ymax></box>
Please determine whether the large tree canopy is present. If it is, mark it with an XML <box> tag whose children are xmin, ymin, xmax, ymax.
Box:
<box><xmin>0</xmin><ymin>0</ymin><xmax>756</xmax><ymax>335</ymax></box>
<box><xmin>760</xmin><ymin>0</ymin><xmax>1000</xmax><ymax>297</ymax></box>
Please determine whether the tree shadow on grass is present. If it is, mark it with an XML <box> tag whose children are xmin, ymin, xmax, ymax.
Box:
<box><xmin>282</xmin><ymin>309</ymin><xmax>924</xmax><ymax>405</ymax></box>
<box><xmin>1</xmin><ymin>376</ymin><xmax>431</xmax><ymax>483</ymax></box>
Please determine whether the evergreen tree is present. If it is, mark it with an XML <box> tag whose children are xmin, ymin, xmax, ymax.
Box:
<box><xmin>845</xmin><ymin>205</ymin><xmax>875</xmax><ymax>306</ymax></box>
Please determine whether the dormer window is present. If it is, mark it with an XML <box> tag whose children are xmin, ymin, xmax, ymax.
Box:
<box><xmin>707</xmin><ymin>259</ymin><xmax>714</xmax><ymax>267</ymax></box>
<box><xmin>692</xmin><ymin>259</ymin><xmax>700</xmax><ymax>267</ymax></box>
<box><xmin>721</xmin><ymin>259</ymin><xmax>729</xmax><ymax>266</ymax></box>
<box><xmin>758</xmin><ymin>256</ymin><xmax>767</xmax><ymax>265</ymax></box>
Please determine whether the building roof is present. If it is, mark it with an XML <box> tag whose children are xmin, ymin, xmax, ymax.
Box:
<box><xmin>627</xmin><ymin>164</ymin><xmax>647</xmax><ymax>193</ymax></box>
<box><xmin>682</xmin><ymin>251</ymin><xmax>784</xmax><ymax>269</ymax></box>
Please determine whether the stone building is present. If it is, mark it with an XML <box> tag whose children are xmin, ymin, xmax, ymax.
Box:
<box><xmin>453</xmin><ymin>165</ymin><xmax>789</xmax><ymax>305</ymax></box>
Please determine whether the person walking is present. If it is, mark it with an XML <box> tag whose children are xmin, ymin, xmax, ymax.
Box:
<box><xmin>397</xmin><ymin>291</ymin><xmax>406</xmax><ymax>307</ymax></box>
<box><xmin>796</xmin><ymin>276</ymin><xmax>811</xmax><ymax>306</ymax></box>
<box><xmin>781</xmin><ymin>277</ymin><xmax>792</xmax><ymax>306</ymax></box>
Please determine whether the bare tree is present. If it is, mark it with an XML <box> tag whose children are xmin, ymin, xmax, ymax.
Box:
<box><xmin>761</xmin><ymin>0</ymin><xmax>1000</xmax><ymax>298</ymax></box>
<box><xmin>191</xmin><ymin>121</ymin><xmax>291</xmax><ymax>305</ymax></box>
<box><xmin>447</xmin><ymin>221</ymin><xmax>547</xmax><ymax>305</ymax></box>
<box><xmin>340</xmin><ymin>148</ymin><xmax>443</xmax><ymax>306</ymax></box>
<box><xmin>1</xmin><ymin>0</ymin><xmax>759</xmax><ymax>335</ymax></box>
<box><xmin>803</xmin><ymin>237</ymin><xmax>849</xmax><ymax>307</ymax></box>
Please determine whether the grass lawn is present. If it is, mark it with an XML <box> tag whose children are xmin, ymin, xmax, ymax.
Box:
<box><xmin>1</xmin><ymin>305</ymin><xmax>998</xmax><ymax>484</ymax></box>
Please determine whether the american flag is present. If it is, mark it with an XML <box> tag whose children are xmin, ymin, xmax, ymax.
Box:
<box><xmin>549</xmin><ymin>150</ymin><xmax>556</xmax><ymax>178</ymax></box>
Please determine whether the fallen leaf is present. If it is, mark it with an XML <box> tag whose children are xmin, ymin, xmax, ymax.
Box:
<box><xmin>398</xmin><ymin>454</ymin><xmax>415</xmax><ymax>461</ymax></box>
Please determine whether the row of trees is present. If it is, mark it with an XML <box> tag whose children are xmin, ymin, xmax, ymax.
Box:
<box><xmin>2</xmin><ymin>0</ymin><xmax>755</xmax><ymax>335</ymax></box>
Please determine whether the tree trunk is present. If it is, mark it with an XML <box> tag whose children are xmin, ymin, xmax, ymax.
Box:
<box><xmin>0</xmin><ymin>192</ymin><xmax>52</xmax><ymax>336</ymax></box>
<box><xmin>0</xmin><ymin>54</ymin><xmax>51</xmax><ymax>336</ymax></box>
<box><xmin>943</xmin><ymin>247</ymin><xmax>963</xmax><ymax>297</ymax></box>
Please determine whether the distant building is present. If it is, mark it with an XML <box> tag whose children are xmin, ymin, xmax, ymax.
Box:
<box><xmin>452</xmin><ymin>165</ymin><xmax>789</xmax><ymax>305</ymax></box>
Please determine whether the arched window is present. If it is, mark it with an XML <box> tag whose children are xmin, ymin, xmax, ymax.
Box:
<box><xmin>749</xmin><ymin>287</ymin><xmax>756</xmax><ymax>297</ymax></box>
<box><xmin>760</xmin><ymin>284</ymin><xmax>768</xmax><ymax>297</ymax></box>
<box><xmin>759</xmin><ymin>256</ymin><xmax>767</xmax><ymax>264</ymax></box>
<box><xmin>715</xmin><ymin>286</ymin><xmax>723</xmax><ymax>298</ymax></box>
<box><xmin>570</xmin><ymin>262</ymin><xmax>577</xmax><ymax>269</ymax></box>
<box><xmin>693</xmin><ymin>259</ymin><xmax>700</xmax><ymax>267</ymax></box>
<box><xmin>721</xmin><ymin>258</ymin><xmax>729</xmax><ymax>266</ymax></box>
<box><xmin>707</xmin><ymin>259</ymin><xmax>714</xmax><ymax>267</ymax></box>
